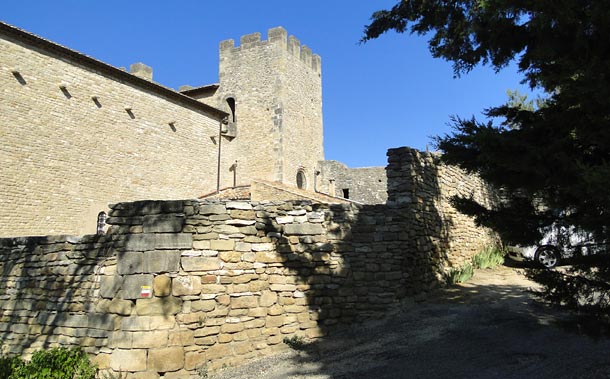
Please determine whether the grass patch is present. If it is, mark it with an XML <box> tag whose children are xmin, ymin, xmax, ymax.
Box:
<box><xmin>472</xmin><ymin>246</ymin><xmax>505</xmax><ymax>269</ymax></box>
<box><xmin>444</xmin><ymin>263</ymin><xmax>474</xmax><ymax>284</ymax></box>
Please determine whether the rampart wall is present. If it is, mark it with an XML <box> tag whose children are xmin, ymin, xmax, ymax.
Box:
<box><xmin>0</xmin><ymin>147</ymin><xmax>497</xmax><ymax>378</ymax></box>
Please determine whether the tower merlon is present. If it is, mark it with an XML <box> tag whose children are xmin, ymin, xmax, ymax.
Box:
<box><xmin>219</xmin><ymin>28</ymin><xmax>321</xmax><ymax>74</ymax></box>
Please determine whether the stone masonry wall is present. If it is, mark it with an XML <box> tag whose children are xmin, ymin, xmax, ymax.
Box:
<box><xmin>0</xmin><ymin>30</ymin><xmax>233</xmax><ymax>237</ymax></box>
<box><xmin>317</xmin><ymin>160</ymin><xmax>388</xmax><ymax>204</ymax></box>
<box><xmin>386</xmin><ymin>147</ymin><xmax>498</xmax><ymax>267</ymax></box>
<box><xmin>0</xmin><ymin>147</ymin><xmax>497</xmax><ymax>378</ymax></box>
<box><xmin>201</xmin><ymin>27</ymin><xmax>324</xmax><ymax>190</ymax></box>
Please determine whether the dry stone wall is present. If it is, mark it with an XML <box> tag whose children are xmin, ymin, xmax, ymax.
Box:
<box><xmin>0</xmin><ymin>147</ymin><xmax>497</xmax><ymax>378</ymax></box>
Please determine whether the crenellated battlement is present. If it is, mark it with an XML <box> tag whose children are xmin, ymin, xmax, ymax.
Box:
<box><xmin>219</xmin><ymin>27</ymin><xmax>321</xmax><ymax>74</ymax></box>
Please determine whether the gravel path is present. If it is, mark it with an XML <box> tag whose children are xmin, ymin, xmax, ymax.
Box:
<box><xmin>210</xmin><ymin>266</ymin><xmax>610</xmax><ymax>379</ymax></box>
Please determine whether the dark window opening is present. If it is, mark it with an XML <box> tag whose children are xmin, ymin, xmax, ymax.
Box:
<box><xmin>296</xmin><ymin>170</ymin><xmax>306</xmax><ymax>189</ymax></box>
<box><xmin>342</xmin><ymin>188</ymin><xmax>349</xmax><ymax>199</ymax></box>
<box><xmin>226</xmin><ymin>97</ymin><xmax>236</xmax><ymax>123</ymax></box>
<box><xmin>97</xmin><ymin>211</ymin><xmax>107</xmax><ymax>235</ymax></box>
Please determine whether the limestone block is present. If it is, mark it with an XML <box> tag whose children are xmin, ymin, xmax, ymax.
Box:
<box><xmin>184</xmin><ymin>351</ymin><xmax>204</xmax><ymax>371</ymax></box>
<box><xmin>120</xmin><ymin>275</ymin><xmax>154</xmax><ymax>300</ymax></box>
<box><xmin>181</xmin><ymin>257</ymin><xmax>222</xmax><ymax>271</ymax></box>
<box><xmin>283</xmin><ymin>224</ymin><xmax>325</xmax><ymax>235</ymax></box>
<box><xmin>143</xmin><ymin>250</ymin><xmax>180</xmax><ymax>273</ymax></box>
<box><xmin>251</xmin><ymin>243</ymin><xmax>274</xmax><ymax>252</ymax></box>
<box><xmin>191</xmin><ymin>300</ymin><xmax>216</xmax><ymax>312</ymax></box>
<box><xmin>199</xmin><ymin>204</ymin><xmax>227</xmax><ymax>215</ymax></box>
<box><xmin>117</xmin><ymin>252</ymin><xmax>143</xmax><ymax>275</ymax></box>
<box><xmin>153</xmin><ymin>275</ymin><xmax>171</xmax><ymax>297</ymax></box>
<box><xmin>121</xmin><ymin>316</ymin><xmax>176</xmax><ymax>331</ymax></box>
<box><xmin>218</xmin><ymin>251</ymin><xmax>241</xmax><ymax>263</ymax></box>
<box><xmin>205</xmin><ymin>344</ymin><xmax>234</xmax><ymax>361</ymax></box>
<box><xmin>169</xmin><ymin>330</ymin><xmax>195</xmax><ymax>346</ymax></box>
<box><xmin>142</xmin><ymin>214</ymin><xmax>185</xmax><ymax>233</ymax></box>
<box><xmin>210</xmin><ymin>240</ymin><xmax>235</xmax><ymax>251</ymax></box>
<box><xmin>92</xmin><ymin>354</ymin><xmax>111</xmax><ymax>370</ymax></box>
<box><xmin>131</xmin><ymin>330</ymin><xmax>169</xmax><ymax>348</ymax></box>
<box><xmin>125</xmin><ymin>234</ymin><xmax>192</xmax><ymax>251</ymax></box>
<box><xmin>172</xmin><ymin>276</ymin><xmax>202</xmax><ymax>296</ymax></box>
<box><xmin>255</xmin><ymin>251</ymin><xmax>285</xmax><ymax>263</ymax></box>
<box><xmin>266</xmin><ymin>315</ymin><xmax>286</xmax><ymax>328</ymax></box>
<box><xmin>275</xmin><ymin>216</ymin><xmax>294</xmax><ymax>224</ymax></box>
<box><xmin>100</xmin><ymin>275</ymin><xmax>123</xmax><ymax>298</ymax></box>
<box><xmin>226</xmin><ymin>201</ymin><xmax>252</xmax><ymax>210</ymax></box>
<box><xmin>108</xmin><ymin>331</ymin><xmax>133</xmax><ymax>348</ymax></box>
<box><xmin>225</xmin><ymin>219</ymin><xmax>256</xmax><ymax>226</ymax></box>
<box><xmin>231</xmin><ymin>296</ymin><xmax>258</xmax><ymax>309</ymax></box>
<box><xmin>220</xmin><ymin>323</ymin><xmax>245</xmax><ymax>333</ymax></box>
<box><xmin>148</xmin><ymin>347</ymin><xmax>184</xmax><ymax>372</ymax></box>
<box><xmin>108</xmin><ymin>299</ymin><xmax>134</xmax><ymax>316</ymax></box>
<box><xmin>109</xmin><ymin>349</ymin><xmax>147</xmax><ymax>372</ymax></box>
<box><xmin>259</xmin><ymin>291</ymin><xmax>277</xmax><ymax>307</ymax></box>
<box><xmin>229</xmin><ymin>210</ymin><xmax>255</xmax><ymax>219</ymax></box>
<box><xmin>136</xmin><ymin>296</ymin><xmax>182</xmax><ymax>316</ymax></box>
<box><xmin>125</xmin><ymin>372</ymin><xmax>160</xmax><ymax>379</ymax></box>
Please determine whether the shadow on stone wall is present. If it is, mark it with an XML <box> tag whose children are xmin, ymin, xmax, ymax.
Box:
<box><xmin>0</xmin><ymin>149</ymin><xmax>497</xmax><ymax>377</ymax></box>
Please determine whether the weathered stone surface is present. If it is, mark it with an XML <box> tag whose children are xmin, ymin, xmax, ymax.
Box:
<box><xmin>172</xmin><ymin>276</ymin><xmax>202</xmax><ymax>296</ymax></box>
<box><xmin>148</xmin><ymin>347</ymin><xmax>184</xmax><ymax>372</ymax></box>
<box><xmin>199</xmin><ymin>204</ymin><xmax>227</xmax><ymax>215</ymax></box>
<box><xmin>142</xmin><ymin>250</ymin><xmax>180</xmax><ymax>273</ymax></box>
<box><xmin>259</xmin><ymin>290</ymin><xmax>278</xmax><ymax>307</ymax></box>
<box><xmin>142</xmin><ymin>214</ymin><xmax>185</xmax><ymax>233</ymax></box>
<box><xmin>110</xmin><ymin>349</ymin><xmax>147</xmax><ymax>372</ymax></box>
<box><xmin>121</xmin><ymin>316</ymin><xmax>176</xmax><ymax>331</ymax></box>
<box><xmin>283</xmin><ymin>224</ymin><xmax>325</xmax><ymax>235</ymax></box>
<box><xmin>124</xmin><ymin>234</ymin><xmax>192</xmax><ymax>251</ymax></box>
<box><xmin>181</xmin><ymin>257</ymin><xmax>222</xmax><ymax>271</ymax></box>
<box><xmin>231</xmin><ymin>296</ymin><xmax>258</xmax><ymax>309</ymax></box>
<box><xmin>100</xmin><ymin>275</ymin><xmax>123</xmax><ymax>298</ymax></box>
<box><xmin>117</xmin><ymin>252</ymin><xmax>143</xmax><ymax>274</ymax></box>
<box><xmin>131</xmin><ymin>330</ymin><xmax>169</xmax><ymax>348</ymax></box>
<box><xmin>153</xmin><ymin>275</ymin><xmax>171</xmax><ymax>297</ymax></box>
<box><xmin>108</xmin><ymin>299</ymin><xmax>133</xmax><ymax>316</ymax></box>
<box><xmin>136</xmin><ymin>296</ymin><xmax>182</xmax><ymax>316</ymax></box>
<box><xmin>119</xmin><ymin>275</ymin><xmax>154</xmax><ymax>300</ymax></box>
<box><xmin>210</xmin><ymin>239</ymin><xmax>235</xmax><ymax>251</ymax></box>
<box><xmin>226</xmin><ymin>201</ymin><xmax>252</xmax><ymax>210</ymax></box>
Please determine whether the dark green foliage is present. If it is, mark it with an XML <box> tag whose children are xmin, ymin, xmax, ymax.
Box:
<box><xmin>363</xmin><ymin>1</ymin><xmax>610</xmax><ymax>309</ymax></box>
<box><xmin>0</xmin><ymin>347</ymin><xmax>96</xmax><ymax>379</ymax></box>
<box><xmin>0</xmin><ymin>356</ymin><xmax>24</xmax><ymax>379</ymax></box>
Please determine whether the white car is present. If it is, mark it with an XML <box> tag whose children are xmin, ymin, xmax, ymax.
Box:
<box><xmin>507</xmin><ymin>225</ymin><xmax>606</xmax><ymax>268</ymax></box>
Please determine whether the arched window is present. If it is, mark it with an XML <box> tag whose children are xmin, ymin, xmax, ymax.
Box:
<box><xmin>296</xmin><ymin>170</ymin><xmax>307</xmax><ymax>190</ymax></box>
<box><xmin>226</xmin><ymin>97</ymin><xmax>236</xmax><ymax>123</ymax></box>
<box><xmin>96</xmin><ymin>211</ymin><xmax>107</xmax><ymax>235</ymax></box>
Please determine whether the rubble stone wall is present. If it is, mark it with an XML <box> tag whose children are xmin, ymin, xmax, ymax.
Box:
<box><xmin>0</xmin><ymin>147</ymin><xmax>497</xmax><ymax>378</ymax></box>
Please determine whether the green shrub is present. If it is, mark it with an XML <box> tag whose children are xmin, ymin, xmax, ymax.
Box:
<box><xmin>2</xmin><ymin>347</ymin><xmax>96</xmax><ymax>379</ymax></box>
<box><xmin>472</xmin><ymin>246</ymin><xmax>505</xmax><ymax>269</ymax></box>
<box><xmin>0</xmin><ymin>355</ymin><xmax>24</xmax><ymax>379</ymax></box>
<box><xmin>444</xmin><ymin>263</ymin><xmax>474</xmax><ymax>284</ymax></box>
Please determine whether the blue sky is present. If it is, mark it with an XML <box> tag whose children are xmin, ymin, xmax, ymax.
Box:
<box><xmin>2</xmin><ymin>1</ymin><xmax>536</xmax><ymax>167</ymax></box>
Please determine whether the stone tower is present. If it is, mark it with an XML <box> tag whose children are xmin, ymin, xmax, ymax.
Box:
<box><xmin>188</xmin><ymin>27</ymin><xmax>324</xmax><ymax>190</ymax></box>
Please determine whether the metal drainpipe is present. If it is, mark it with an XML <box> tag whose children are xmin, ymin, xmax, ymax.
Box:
<box><xmin>216</xmin><ymin>117</ymin><xmax>229</xmax><ymax>194</ymax></box>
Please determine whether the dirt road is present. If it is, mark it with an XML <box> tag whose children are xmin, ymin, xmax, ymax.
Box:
<box><xmin>210</xmin><ymin>266</ymin><xmax>610</xmax><ymax>379</ymax></box>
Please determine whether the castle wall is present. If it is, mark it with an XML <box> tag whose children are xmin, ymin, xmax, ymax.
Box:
<box><xmin>0</xmin><ymin>30</ymin><xmax>235</xmax><ymax>237</ymax></box>
<box><xmin>0</xmin><ymin>147</ymin><xmax>498</xmax><ymax>377</ymax></box>
<box><xmin>317</xmin><ymin>160</ymin><xmax>388</xmax><ymax>204</ymax></box>
<box><xmin>201</xmin><ymin>28</ymin><xmax>323</xmax><ymax>189</ymax></box>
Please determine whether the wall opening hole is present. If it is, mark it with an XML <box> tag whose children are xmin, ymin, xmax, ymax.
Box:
<box><xmin>342</xmin><ymin>188</ymin><xmax>350</xmax><ymax>199</ymax></box>
<box><xmin>226</xmin><ymin>97</ymin><xmax>236</xmax><ymax>122</ymax></box>
<box><xmin>169</xmin><ymin>122</ymin><xmax>177</xmax><ymax>132</ymax></box>
<box><xmin>60</xmin><ymin>86</ymin><xmax>72</xmax><ymax>99</ymax></box>
<box><xmin>12</xmin><ymin>71</ymin><xmax>26</xmax><ymax>85</ymax></box>
<box><xmin>96</xmin><ymin>211</ymin><xmax>107</xmax><ymax>235</ymax></box>
<box><xmin>92</xmin><ymin>96</ymin><xmax>102</xmax><ymax>108</ymax></box>
<box><xmin>296</xmin><ymin>170</ymin><xmax>307</xmax><ymax>190</ymax></box>
<box><xmin>125</xmin><ymin>108</ymin><xmax>135</xmax><ymax>119</ymax></box>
